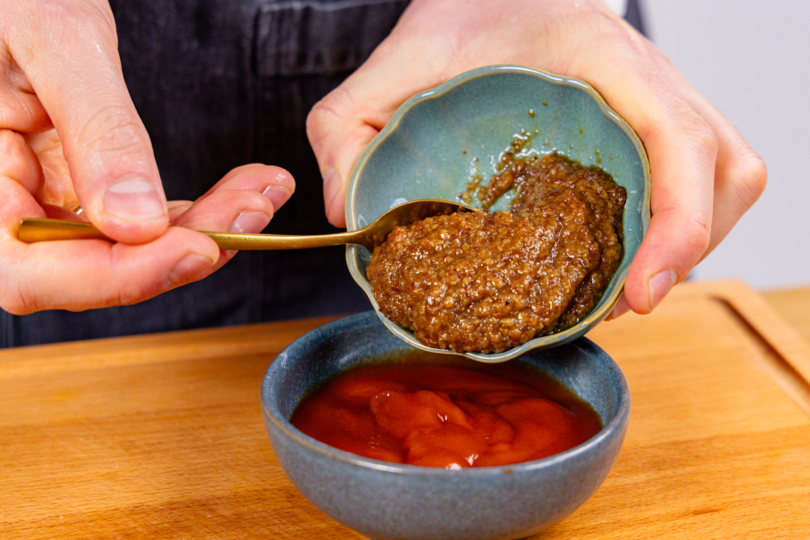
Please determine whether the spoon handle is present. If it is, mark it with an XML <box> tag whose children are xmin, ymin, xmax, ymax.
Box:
<box><xmin>17</xmin><ymin>218</ymin><xmax>365</xmax><ymax>251</ymax></box>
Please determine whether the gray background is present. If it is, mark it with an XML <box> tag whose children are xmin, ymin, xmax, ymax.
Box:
<box><xmin>645</xmin><ymin>1</ymin><xmax>810</xmax><ymax>291</ymax></box>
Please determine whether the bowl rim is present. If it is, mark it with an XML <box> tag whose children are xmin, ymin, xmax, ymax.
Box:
<box><xmin>261</xmin><ymin>312</ymin><xmax>631</xmax><ymax>477</ymax></box>
<box><xmin>344</xmin><ymin>64</ymin><xmax>651</xmax><ymax>363</ymax></box>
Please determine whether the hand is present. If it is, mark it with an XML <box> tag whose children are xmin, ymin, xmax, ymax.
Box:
<box><xmin>306</xmin><ymin>0</ymin><xmax>767</xmax><ymax>316</ymax></box>
<box><xmin>0</xmin><ymin>0</ymin><xmax>294</xmax><ymax>314</ymax></box>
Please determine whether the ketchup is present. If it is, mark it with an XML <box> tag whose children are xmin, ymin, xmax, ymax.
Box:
<box><xmin>291</xmin><ymin>358</ymin><xmax>601</xmax><ymax>469</ymax></box>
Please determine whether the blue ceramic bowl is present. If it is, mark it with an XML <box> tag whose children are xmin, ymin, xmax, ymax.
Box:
<box><xmin>345</xmin><ymin>65</ymin><xmax>651</xmax><ymax>363</ymax></box>
<box><xmin>261</xmin><ymin>312</ymin><xmax>630</xmax><ymax>540</ymax></box>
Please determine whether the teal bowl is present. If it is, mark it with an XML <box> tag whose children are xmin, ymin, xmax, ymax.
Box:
<box><xmin>261</xmin><ymin>312</ymin><xmax>630</xmax><ymax>540</ymax></box>
<box><xmin>345</xmin><ymin>65</ymin><xmax>650</xmax><ymax>362</ymax></box>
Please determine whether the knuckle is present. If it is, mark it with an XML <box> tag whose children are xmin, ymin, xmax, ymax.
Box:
<box><xmin>14</xmin><ymin>0</ymin><xmax>117</xmax><ymax>54</ymax></box>
<box><xmin>636</xmin><ymin>98</ymin><xmax>720</xmax><ymax>171</ymax></box>
<box><xmin>730</xmin><ymin>151</ymin><xmax>768</xmax><ymax>208</ymax></box>
<box><xmin>680</xmin><ymin>112</ymin><xmax>719</xmax><ymax>161</ymax></box>
<box><xmin>105</xmin><ymin>273</ymin><xmax>152</xmax><ymax>308</ymax></box>
<box><xmin>656</xmin><ymin>206</ymin><xmax>711</xmax><ymax>265</ymax></box>
<box><xmin>564</xmin><ymin>8</ymin><xmax>648</xmax><ymax>64</ymax></box>
<box><xmin>588</xmin><ymin>9</ymin><xmax>640</xmax><ymax>42</ymax></box>
<box><xmin>103</xmin><ymin>286</ymin><xmax>148</xmax><ymax>309</ymax></box>
<box><xmin>106</xmin><ymin>250</ymin><xmax>169</xmax><ymax>306</ymax></box>
<box><xmin>666</xmin><ymin>108</ymin><xmax>720</xmax><ymax>176</ymax></box>
<box><xmin>50</xmin><ymin>1</ymin><xmax>115</xmax><ymax>39</ymax></box>
<box><xmin>114</xmin><ymin>286</ymin><xmax>147</xmax><ymax>307</ymax></box>
<box><xmin>306</xmin><ymin>102</ymin><xmax>337</xmax><ymax>159</ymax></box>
<box><xmin>306</xmin><ymin>97</ymin><xmax>337</xmax><ymax>141</ymax></box>
<box><xmin>76</xmin><ymin>100</ymin><xmax>148</xmax><ymax>155</ymax></box>
<box><xmin>306</xmin><ymin>86</ymin><xmax>353</xmax><ymax>140</ymax></box>
<box><xmin>0</xmin><ymin>282</ymin><xmax>36</xmax><ymax>315</ymax></box>
<box><xmin>88</xmin><ymin>2</ymin><xmax>118</xmax><ymax>38</ymax></box>
<box><xmin>682</xmin><ymin>216</ymin><xmax>711</xmax><ymax>258</ymax></box>
<box><xmin>0</xmin><ymin>130</ymin><xmax>27</xmax><ymax>161</ymax></box>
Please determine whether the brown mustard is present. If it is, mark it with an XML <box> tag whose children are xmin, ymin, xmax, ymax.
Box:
<box><xmin>366</xmin><ymin>152</ymin><xmax>627</xmax><ymax>354</ymax></box>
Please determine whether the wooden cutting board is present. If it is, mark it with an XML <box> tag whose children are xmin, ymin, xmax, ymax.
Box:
<box><xmin>1</xmin><ymin>280</ymin><xmax>808</xmax><ymax>539</ymax></box>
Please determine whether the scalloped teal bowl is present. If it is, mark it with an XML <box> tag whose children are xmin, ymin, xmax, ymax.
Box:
<box><xmin>346</xmin><ymin>65</ymin><xmax>650</xmax><ymax>363</ymax></box>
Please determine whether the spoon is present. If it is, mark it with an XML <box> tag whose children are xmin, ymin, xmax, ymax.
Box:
<box><xmin>17</xmin><ymin>199</ymin><xmax>477</xmax><ymax>252</ymax></box>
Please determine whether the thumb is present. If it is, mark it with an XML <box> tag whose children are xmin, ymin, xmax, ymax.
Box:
<box><xmin>307</xmin><ymin>94</ymin><xmax>380</xmax><ymax>228</ymax></box>
<box><xmin>10</xmin><ymin>1</ymin><xmax>168</xmax><ymax>243</ymax></box>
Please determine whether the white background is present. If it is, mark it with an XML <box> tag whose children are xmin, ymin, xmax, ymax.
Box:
<box><xmin>643</xmin><ymin>1</ymin><xmax>810</xmax><ymax>291</ymax></box>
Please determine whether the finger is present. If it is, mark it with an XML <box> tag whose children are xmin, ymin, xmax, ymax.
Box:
<box><xmin>176</xmin><ymin>164</ymin><xmax>293</xmax><ymax>230</ymax></box>
<box><xmin>604</xmin><ymin>294</ymin><xmax>630</xmax><ymax>321</ymax></box>
<box><xmin>0</xmin><ymin>127</ymin><xmax>219</xmax><ymax>314</ymax></box>
<box><xmin>304</xmin><ymin>0</ymin><xmax>591</xmax><ymax>228</ymax></box>
<box><xmin>0</xmin><ymin>129</ymin><xmax>43</xmax><ymax>194</ymax></box>
<box><xmin>648</xmin><ymin>49</ymin><xmax>767</xmax><ymax>258</ymax></box>
<box><xmin>563</xmin><ymin>29</ymin><xmax>716</xmax><ymax>314</ymax></box>
<box><xmin>0</xmin><ymin>129</ymin><xmax>81</xmax><ymax>234</ymax></box>
<box><xmin>25</xmin><ymin>128</ymin><xmax>79</xmax><ymax>208</ymax></box>
<box><xmin>41</xmin><ymin>203</ymin><xmax>88</xmax><ymax>222</ymax></box>
<box><xmin>148</xmin><ymin>164</ymin><xmax>295</xmax><ymax>284</ymax></box>
<box><xmin>0</xmin><ymin>177</ymin><xmax>220</xmax><ymax>314</ymax></box>
<box><xmin>194</xmin><ymin>164</ymin><xmax>295</xmax><ymax>215</ymax></box>
<box><xmin>0</xmin><ymin>44</ymin><xmax>52</xmax><ymax>133</ymax></box>
<box><xmin>8</xmin><ymin>0</ymin><xmax>168</xmax><ymax>243</ymax></box>
<box><xmin>621</xmin><ymin>103</ymin><xmax>716</xmax><ymax>314</ymax></box>
<box><xmin>707</xmin><ymin>133</ymin><xmax>767</xmax><ymax>256</ymax></box>
<box><xmin>168</xmin><ymin>200</ymin><xmax>194</xmax><ymax>223</ymax></box>
<box><xmin>170</xmin><ymin>165</ymin><xmax>294</xmax><ymax>271</ymax></box>
<box><xmin>307</xmin><ymin>89</ymin><xmax>381</xmax><ymax>227</ymax></box>
<box><xmin>175</xmin><ymin>189</ymin><xmax>274</xmax><ymax>234</ymax></box>
<box><xmin>173</xmin><ymin>161</ymin><xmax>295</xmax><ymax>277</ymax></box>
<box><xmin>1</xmin><ymin>224</ymin><xmax>220</xmax><ymax>314</ymax></box>
<box><xmin>306</xmin><ymin>29</ymin><xmax>430</xmax><ymax>229</ymax></box>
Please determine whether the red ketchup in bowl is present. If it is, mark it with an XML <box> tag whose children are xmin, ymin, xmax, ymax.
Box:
<box><xmin>291</xmin><ymin>358</ymin><xmax>602</xmax><ymax>468</ymax></box>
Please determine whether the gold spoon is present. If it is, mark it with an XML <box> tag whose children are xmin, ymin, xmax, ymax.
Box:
<box><xmin>17</xmin><ymin>199</ymin><xmax>477</xmax><ymax>252</ymax></box>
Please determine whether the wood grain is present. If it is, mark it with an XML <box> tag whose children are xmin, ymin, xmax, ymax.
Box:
<box><xmin>1</xmin><ymin>281</ymin><xmax>809</xmax><ymax>539</ymax></box>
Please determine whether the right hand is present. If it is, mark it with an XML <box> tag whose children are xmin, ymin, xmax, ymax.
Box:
<box><xmin>0</xmin><ymin>0</ymin><xmax>294</xmax><ymax>315</ymax></box>
<box><xmin>307</xmin><ymin>0</ymin><xmax>767</xmax><ymax>318</ymax></box>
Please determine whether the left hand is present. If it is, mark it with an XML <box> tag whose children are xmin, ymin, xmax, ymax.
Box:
<box><xmin>306</xmin><ymin>0</ymin><xmax>766</xmax><ymax>317</ymax></box>
<box><xmin>0</xmin><ymin>0</ymin><xmax>296</xmax><ymax>314</ymax></box>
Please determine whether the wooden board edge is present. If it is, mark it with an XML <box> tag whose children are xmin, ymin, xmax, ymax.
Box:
<box><xmin>690</xmin><ymin>280</ymin><xmax>810</xmax><ymax>416</ymax></box>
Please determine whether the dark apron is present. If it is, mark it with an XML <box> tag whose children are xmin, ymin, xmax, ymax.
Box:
<box><xmin>1</xmin><ymin>0</ymin><xmax>644</xmax><ymax>347</ymax></box>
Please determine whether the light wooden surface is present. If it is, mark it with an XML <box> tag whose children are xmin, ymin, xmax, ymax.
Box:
<box><xmin>763</xmin><ymin>286</ymin><xmax>810</xmax><ymax>346</ymax></box>
<box><xmin>1</xmin><ymin>280</ymin><xmax>809</xmax><ymax>539</ymax></box>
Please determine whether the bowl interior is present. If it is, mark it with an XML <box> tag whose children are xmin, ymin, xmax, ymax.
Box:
<box><xmin>345</xmin><ymin>65</ymin><xmax>650</xmax><ymax>362</ymax></box>
<box><xmin>262</xmin><ymin>311</ymin><xmax>630</xmax><ymax>465</ymax></box>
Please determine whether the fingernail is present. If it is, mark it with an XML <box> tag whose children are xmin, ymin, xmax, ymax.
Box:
<box><xmin>169</xmin><ymin>253</ymin><xmax>213</xmax><ymax>284</ymax></box>
<box><xmin>649</xmin><ymin>269</ymin><xmax>678</xmax><ymax>310</ymax></box>
<box><xmin>609</xmin><ymin>295</ymin><xmax>630</xmax><ymax>320</ymax></box>
<box><xmin>230</xmin><ymin>211</ymin><xmax>270</xmax><ymax>233</ymax></box>
<box><xmin>103</xmin><ymin>178</ymin><xmax>165</xmax><ymax>220</ymax></box>
<box><xmin>262</xmin><ymin>185</ymin><xmax>292</xmax><ymax>212</ymax></box>
<box><xmin>323</xmin><ymin>168</ymin><xmax>342</xmax><ymax>217</ymax></box>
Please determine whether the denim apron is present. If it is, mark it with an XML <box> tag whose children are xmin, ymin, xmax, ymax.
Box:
<box><xmin>1</xmin><ymin>0</ymin><xmax>644</xmax><ymax>347</ymax></box>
